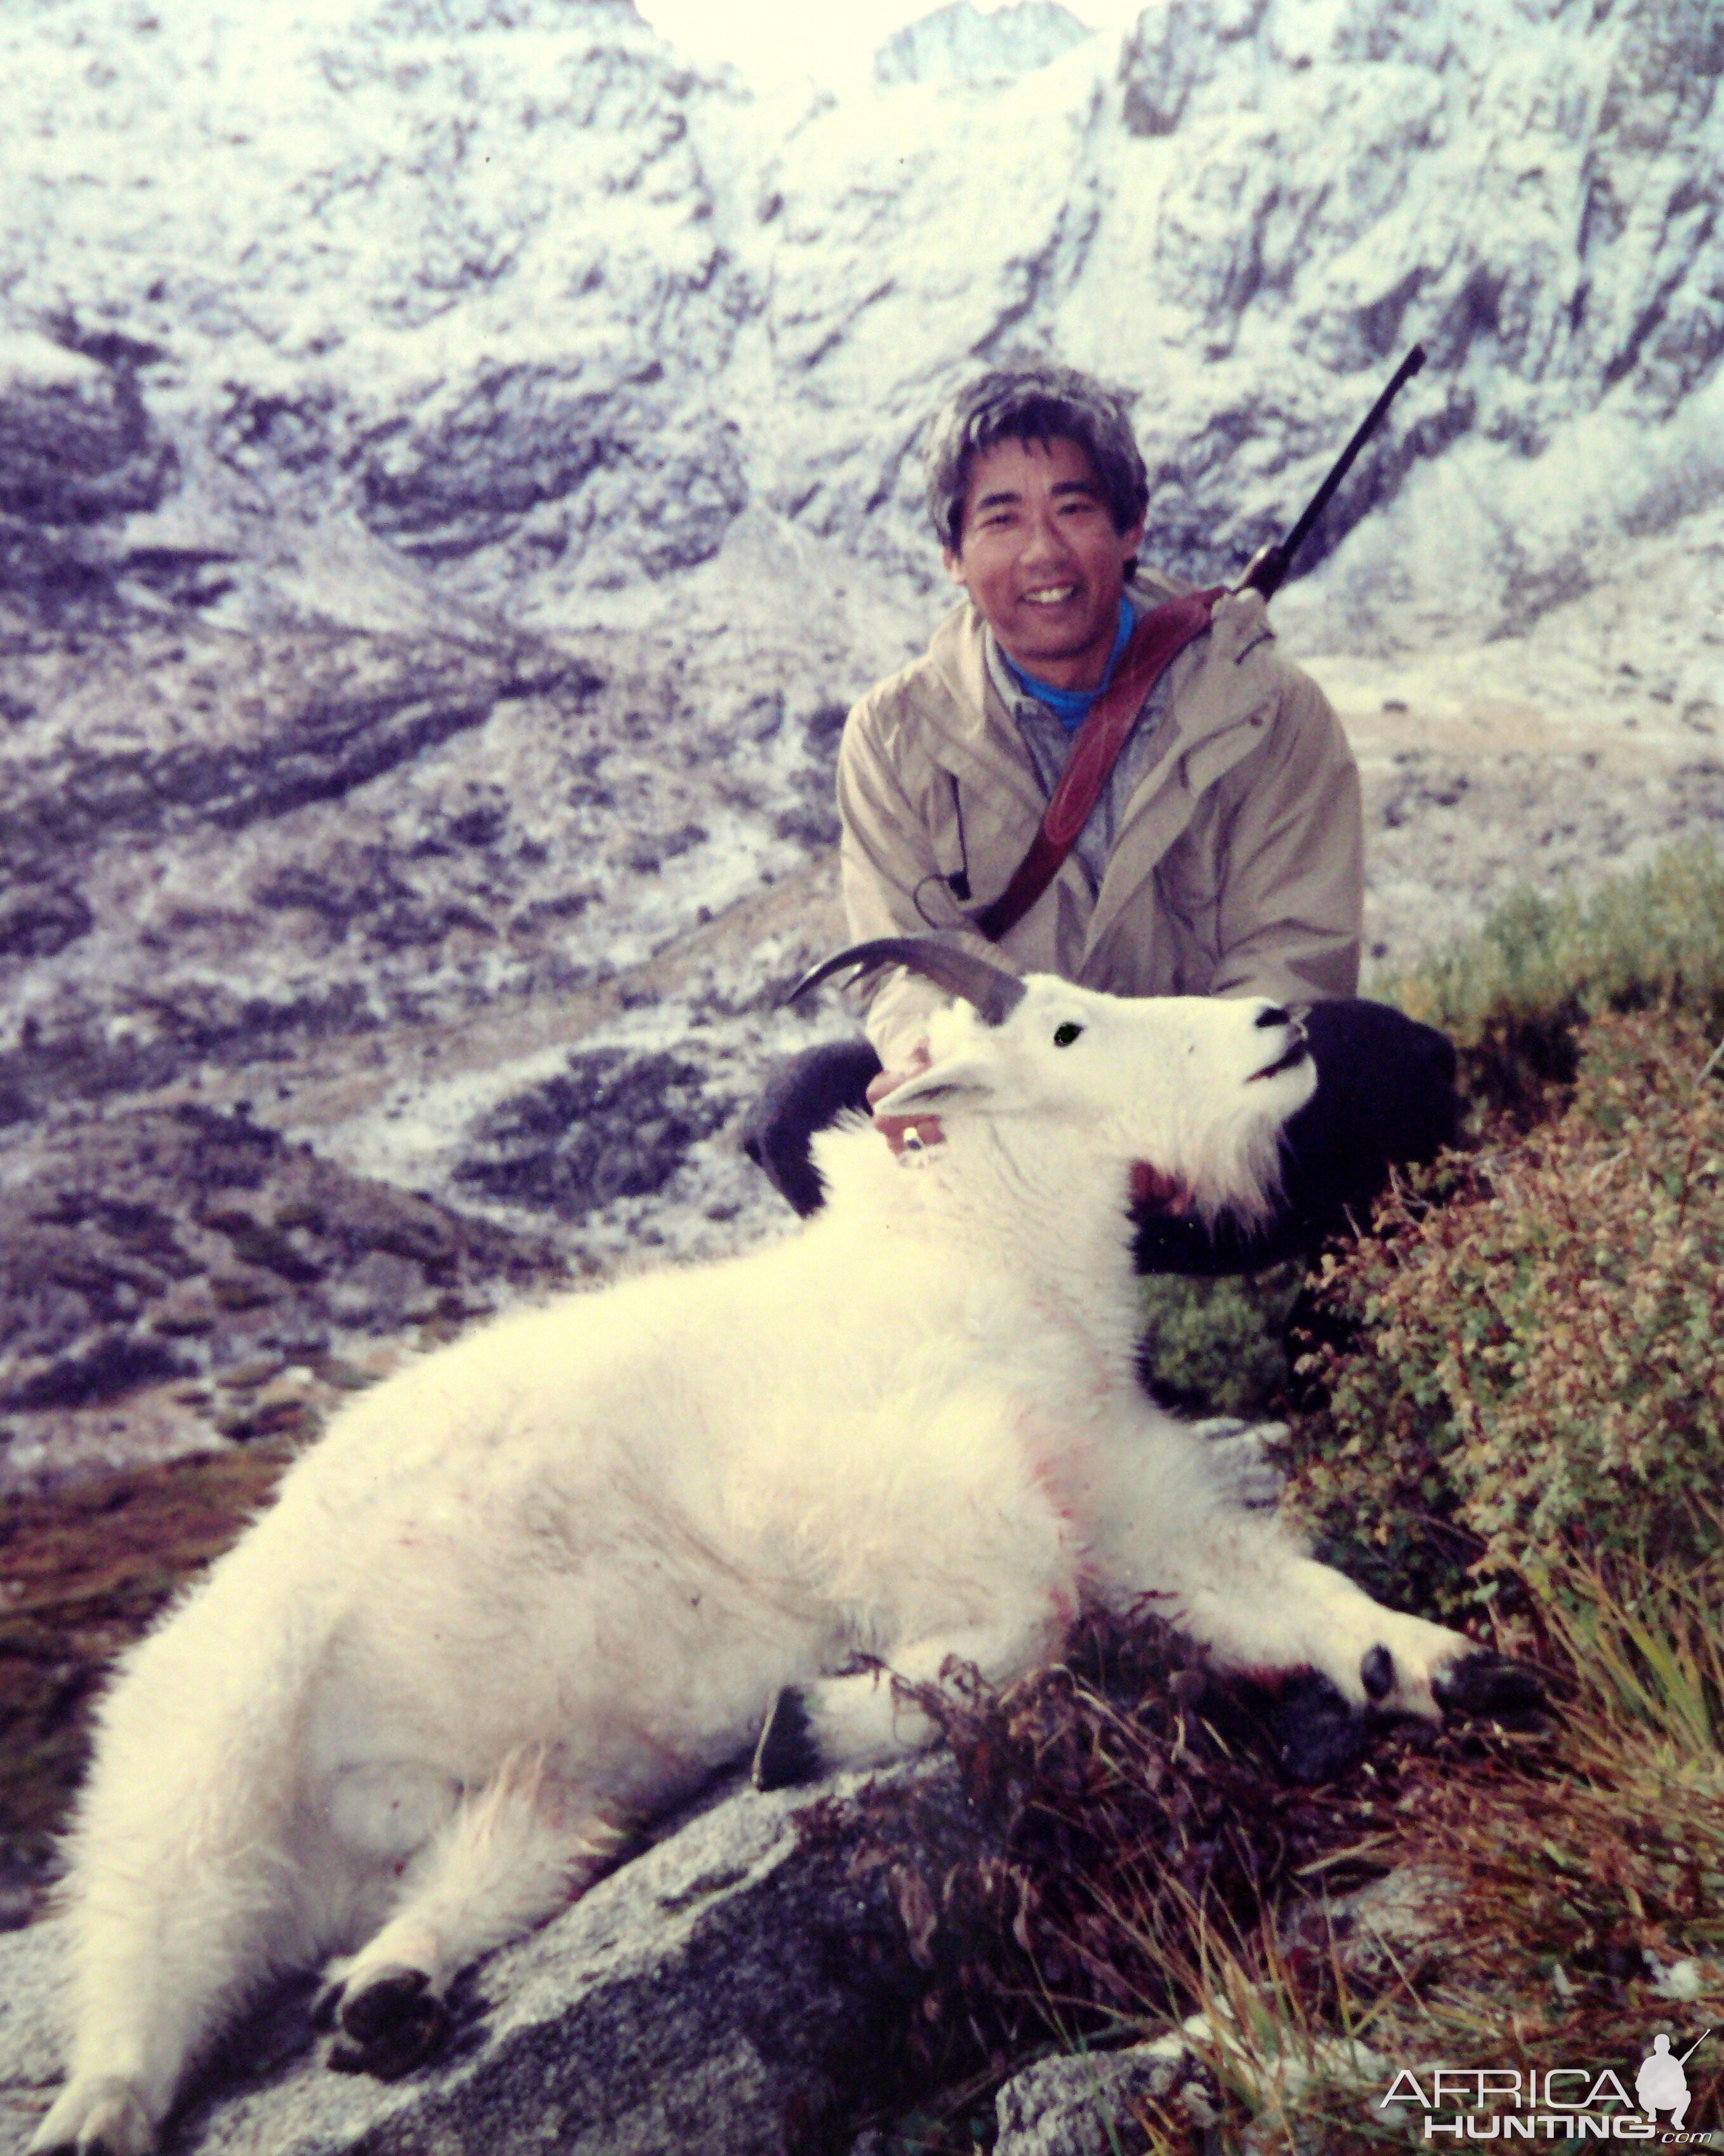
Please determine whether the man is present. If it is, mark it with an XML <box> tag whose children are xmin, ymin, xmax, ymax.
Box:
<box><xmin>743</xmin><ymin>362</ymin><xmax>1450</xmax><ymax>1263</ymax></box>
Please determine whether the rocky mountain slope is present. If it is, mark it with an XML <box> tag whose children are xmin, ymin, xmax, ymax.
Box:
<box><xmin>0</xmin><ymin>0</ymin><xmax>1719</xmax><ymax>1500</ymax></box>
<box><xmin>874</xmin><ymin>0</ymin><xmax>1094</xmax><ymax>86</ymax></box>
<box><xmin>5</xmin><ymin>0</ymin><xmax>1720</xmax><ymax>651</ymax></box>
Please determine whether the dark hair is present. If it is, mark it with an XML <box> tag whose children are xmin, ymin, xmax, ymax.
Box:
<box><xmin>924</xmin><ymin>361</ymin><xmax>1149</xmax><ymax>551</ymax></box>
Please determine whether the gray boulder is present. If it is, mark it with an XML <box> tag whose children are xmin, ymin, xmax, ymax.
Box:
<box><xmin>0</xmin><ymin>330</ymin><xmax>173</xmax><ymax>529</ymax></box>
<box><xmin>1282</xmin><ymin>1862</ymin><xmax>1465</xmax><ymax>1992</ymax></box>
<box><xmin>992</xmin><ymin>2038</ymin><xmax>1200</xmax><ymax>2156</ymax></box>
<box><xmin>0</xmin><ymin>327</ymin><xmax>182</xmax><ymax>614</ymax></box>
<box><xmin>0</xmin><ymin>1766</ymin><xmax>937</xmax><ymax>2156</ymax></box>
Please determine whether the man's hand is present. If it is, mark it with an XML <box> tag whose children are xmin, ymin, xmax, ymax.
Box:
<box><xmin>866</xmin><ymin>1041</ymin><xmax>944</xmax><ymax>1157</ymax></box>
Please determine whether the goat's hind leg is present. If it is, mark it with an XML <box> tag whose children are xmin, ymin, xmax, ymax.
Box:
<box><xmin>316</xmin><ymin>1750</ymin><xmax>619</xmax><ymax>2079</ymax></box>
<box><xmin>28</xmin><ymin>2075</ymin><xmax>155</xmax><ymax>2156</ymax></box>
<box><xmin>753</xmin><ymin>1600</ymin><xmax>1071</xmax><ymax>1791</ymax></box>
<box><xmin>29</xmin><ymin>1852</ymin><xmax>300</xmax><ymax>2156</ymax></box>
<box><xmin>31</xmin><ymin>1762</ymin><xmax>311</xmax><ymax>2155</ymax></box>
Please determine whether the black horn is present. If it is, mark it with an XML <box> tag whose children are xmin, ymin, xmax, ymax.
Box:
<box><xmin>783</xmin><ymin>937</ymin><xmax>1027</xmax><ymax>1026</ymax></box>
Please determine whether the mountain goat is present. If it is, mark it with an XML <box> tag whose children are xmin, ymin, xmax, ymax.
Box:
<box><xmin>32</xmin><ymin>939</ymin><xmax>1534</xmax><ymax>2156</ymax></box>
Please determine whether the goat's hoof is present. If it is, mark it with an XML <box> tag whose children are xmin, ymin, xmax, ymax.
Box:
<box><xmin>1433</xmin><ymin>1653</ymin><xmax>1548</xmax><ymax>1731</ymax></box>
<box><xmin>27</xmin><ymin>2075</ymin><xmax>155</xmax><ymax>2156</ymax></box>
<box><xmin>1360</xmin><ymin>1644</ymin><xmax>1395</xmax><ymax>1700</ymax></box>
<box><xmin>324</xmin><ymin>1966</ymin><xmax>448</xmax><ymax>2079</ymax></box>
<box><xmin>752</xmin><ymin>1685</ymin><xmax>820</xmax><ymax>1791</ymax></box>
<box><xmin>1261</xmin><ymin>1669</ymin><xmax>1371</xmax><ymax>1785</ymax></box>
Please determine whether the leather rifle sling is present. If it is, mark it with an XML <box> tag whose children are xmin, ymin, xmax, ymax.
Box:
<box><xmin>973</xmin><ymin>586</ymin><xmax>1225</xmax><ymax>943</ymax></box>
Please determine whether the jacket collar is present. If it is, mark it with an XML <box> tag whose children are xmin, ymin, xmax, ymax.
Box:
<box><xmin>922</xmin><ymin>573</ymin><xmax>1279</xmax><ymax>789</ymax></box>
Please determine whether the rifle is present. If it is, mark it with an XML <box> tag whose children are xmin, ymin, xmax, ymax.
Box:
<box><xmin>1232</xmin><ymin>344</ymin><xmax>1427</xmax><ymax>599</ymax></box>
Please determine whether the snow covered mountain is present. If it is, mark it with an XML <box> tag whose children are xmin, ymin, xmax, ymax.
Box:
<box><xmin>4</xmin><ymin>0</ymin><xmax>1720</xmax><ymax>1059</ymax></box>
<box><xmin>3</xmin><ymin>0</ymin><xmax>1719</xmax><ymax>660</ymax></box>
<box><xmin>874</xmin><ymin>1</ymin><xmax>1094</xmax><ymax>86</ymax></box>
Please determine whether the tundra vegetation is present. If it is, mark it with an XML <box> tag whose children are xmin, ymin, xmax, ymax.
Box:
<box><xmin>3</xmin><ymin>845</ymin><xmax>1722</xmax><ymax>2152</ymax></box>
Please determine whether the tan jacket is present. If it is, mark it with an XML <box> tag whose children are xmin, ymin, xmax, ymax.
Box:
<box><xmin>837</xmin><ymin>571</ymin><xmax>1363</xmax><ymax>1067</ymax></box>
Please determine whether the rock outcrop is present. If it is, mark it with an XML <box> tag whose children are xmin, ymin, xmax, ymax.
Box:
<box><xmin>0</xmin><ymin>1765</ymin><xmax>939</xmax><ymax>2156</ymax></box>
<box><xmin>990</xmin><ymin>2039</ymin><xmax>1202</xmax><ymax>2156</ymax></box>
<box><xmin>0</xmin><ymin>1101</ymin><xmax>568</xmax><ymax>1491</ymax></box>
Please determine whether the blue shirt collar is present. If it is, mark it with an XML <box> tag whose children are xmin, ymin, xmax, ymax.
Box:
<box><xmin>1000</xmin><ymin>596</ymin><xmax>1136</xmax><ymax>735</ymax></box>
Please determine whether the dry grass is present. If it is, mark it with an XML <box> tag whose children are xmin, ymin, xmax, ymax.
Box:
<box><xmin>835</xmin><ymin>1614</ymin><xmax>1528</xmax><ymax>2153</ymax></box>
<box><xmin>846</xmin><ymin>1565</ymin><xmax>1722</xmax><ymax>2154</ymax></box>
<box><xmin>0</xmin><ymin>1443</ymin><xmax>294</xmax><ymax>1916</ymax></box>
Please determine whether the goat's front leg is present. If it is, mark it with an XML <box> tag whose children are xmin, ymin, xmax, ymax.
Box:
<box><xmin>752</xmin><ymin>1600</ymin><xmax>1071</xmax><ymax>1792</ymax></box>
<box><xmin>1090</xmin><ymin>1433</ymin><xmax>1540</xmax><ymax>1726</ymax></box>
<box><xmin>1175</xmin><ymin>1536</ymin><xmax>1496</xmax><ymax>1715</ymax></box>
<box><xmin>313</xmin><ymin>1750</ymin><xmax>620</xmax><ymax>2079</ymax></box>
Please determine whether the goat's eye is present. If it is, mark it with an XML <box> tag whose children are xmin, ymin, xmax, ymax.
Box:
<box><xmin>1053</xmin><ymin>1022</ymin><xmax>1083</xmax><ymax>1048</ymax></box>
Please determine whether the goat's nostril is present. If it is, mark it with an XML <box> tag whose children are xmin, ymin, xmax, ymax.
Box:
<box><xmin>1255</xmin><ymin>1005</ymin><xmax>1291</xmax><ymax>1029</ymax></box>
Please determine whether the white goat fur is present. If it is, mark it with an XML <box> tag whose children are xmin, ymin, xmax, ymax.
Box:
<box><xmin>34</xmin><ymin>979</ymin><xmax>1479</xmax><ymax>2156</ymax></box>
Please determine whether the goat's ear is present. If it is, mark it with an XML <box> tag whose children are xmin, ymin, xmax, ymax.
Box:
<box><xmin>873</xmin><ymin>1055</ymin><xmax>1005</xmax><ymax>1117</ymax></box>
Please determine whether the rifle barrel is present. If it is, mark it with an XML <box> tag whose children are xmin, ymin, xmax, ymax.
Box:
<box><xmin>1245</xmin><ymin>343</ymin><xmax>1427</xmax><ymax>598</ymax></box>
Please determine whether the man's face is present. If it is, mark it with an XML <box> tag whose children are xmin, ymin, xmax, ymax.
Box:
<box><xmin>943</xmin><ymin>434</ymin><xmax>1144</xmax><ymax>691</ymax></box>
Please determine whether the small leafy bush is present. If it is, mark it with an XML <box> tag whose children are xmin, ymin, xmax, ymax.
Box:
<box><xmin>1136</xmin><ymin>1263</ymin><xmax>1303</xmax><ymax>1419</ymax></box>
<box><xmin>1378</xmin><ymin>836</ymin><xmax>1724</xmax><ymax>1120</ymax></box>
<box><xmin>1135</xmin><ymin>841</ymin><xmax>1724</xmax><ymax>1424</ymax></box>
<box><xmin>1286</xmin><ymin>1003</ymin><xmax>1724</xmax><ymax>1612</ymax></box>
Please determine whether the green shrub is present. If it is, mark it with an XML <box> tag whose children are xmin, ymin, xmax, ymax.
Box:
<box><xmin>1136</xmin><ymin>842</ymin><xmax>1724</xmax><ymax>1427</ymax></box>
<box><xmin>1377</xmin><ymin>836</ymin><xmax>1724</xmax><ymax>1120</ymax></box>
<box><xmin>1285</xmin><ymin>1004</ymin><xmax>1724</xmax><ymax>1613</ymax></box>
<box><xmin>1135</xmin><ymin>1263</ymin><xmax>1303</xmax><ymax>1420</ymax></box>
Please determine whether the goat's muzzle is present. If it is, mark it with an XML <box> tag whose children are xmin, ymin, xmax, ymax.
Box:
<box><xmin>1248</xmin><ymin>1021</ymin><xmax>1309</xmax><ymax>1083</ymax></box>
<box><xmin>784</xmin><ymin>937</ymin><xmax>1028</xmax><ymax>1026</ymax></box>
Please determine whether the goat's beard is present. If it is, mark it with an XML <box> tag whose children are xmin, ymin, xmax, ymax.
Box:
<box><xmin>1139</xmin><ymin>1113</ymin><xmax>1288</xmax><ymax>1231</ymax></box>
<box><xmin>1213</xmin><ymin>1112</ymin><xmax>1290</xmax><ymax>1227</ymax></box>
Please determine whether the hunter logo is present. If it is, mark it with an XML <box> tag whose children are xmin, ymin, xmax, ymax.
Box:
<box><xmin>1378</xmin><ymin>2029</ymin><xmax>1715</xmax><ymax>2142</ymax></box>
<box><xmin>1638</xmin><ymin>2036</ymin><xmax>1702</xmax><ymax>2134</ymax></box>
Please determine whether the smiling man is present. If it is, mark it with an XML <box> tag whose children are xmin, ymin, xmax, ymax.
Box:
<box><xmin>953</xmin><ymin>430</ymin><xmax>1138</xmax><ymax>687</ymax></box>
<box><xmin>742</xmin><ymin>361</ymin><xmax>1394</xmax><ymax>1256</ymax></box>
<box><xmin>846</xmin><ymin>363</ymin><xmax>1361</xmax><ymax>1084</ymax></box>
